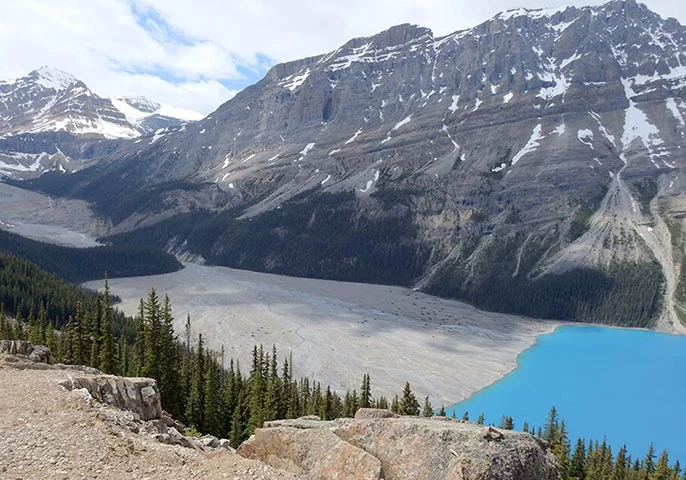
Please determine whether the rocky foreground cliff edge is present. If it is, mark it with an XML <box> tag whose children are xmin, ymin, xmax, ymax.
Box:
<box><xmin>0</xmin><ymin>344</ymin><xmax>560</xmax><ymax>479</ymax></box>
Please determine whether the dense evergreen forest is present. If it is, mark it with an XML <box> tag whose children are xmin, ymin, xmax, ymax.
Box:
<box><xmin>0</xmin><ymin>253</ymin><xmax>136</xmax><ymax>339</ymax></box>
<box><xmin>108</xmin><ymin>191</ymin><xmax>430</xmax><ymax>286</ymax></box>
<box><xmin>426</xmin><ymin>235</ymin><xmax>664</xmax><ymax>328</ymax></box>
<box><xmin>0</xmin><ymin>253</ymin><xmax>682</xmax><ymax>478</ymax></box>
<box><xmin>0</xmin><ymin>230</ymin><xmax>182</xmax><ymax>283</ymax></box>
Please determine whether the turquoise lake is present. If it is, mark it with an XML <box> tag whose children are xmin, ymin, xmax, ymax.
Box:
<box><xmin>447</xmin><ymin>325</ymin><xmax>686</xmax><ymax>463</ymax></box>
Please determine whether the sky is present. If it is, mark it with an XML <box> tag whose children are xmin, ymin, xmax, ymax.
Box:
<box><xmin>1</xmin><ymin>0</ymin><xmax>684</xmax><ymax>116</ymax></box>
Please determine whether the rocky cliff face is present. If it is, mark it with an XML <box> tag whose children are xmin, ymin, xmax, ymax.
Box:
<box><xmin>26</xmin><ymin>0</ymin><xmax>686</xmax><ymax>329</ymax></box>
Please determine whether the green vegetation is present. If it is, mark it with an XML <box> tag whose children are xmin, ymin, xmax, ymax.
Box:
<box><xmin>0</xmin><ymin>230</ymin><xmax>182</xmax><ymax>283</ymax></box>
<box><xmin>568</xmin><ymin>190</ymin><xmax>606</xmax><ymax>242</ymax></box>
<box><xmin>632</xmin><ymin>178</ymin><xmax>658</xmax><ymax>216</ymax></box>
<box><xmin>108</xmin><ymin>192</ymin><xmax>430</xmax><ymax>286</ymax></box>
<box><xmin>0</xmin><ymin>254</ymin><xmax>135</xmax><ymax>339</ymax></box>
<box><xmin>426</xmin><ymin>236</ymin><xmax>663</xmax><ymax>328</ymax></box>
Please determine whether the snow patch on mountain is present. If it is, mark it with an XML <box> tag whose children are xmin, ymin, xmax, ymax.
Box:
<box><xmin>32</xmin><ymin>66</ymin><xmax>77</xmax><ymax>91</ymax></box>
<box><xmin>512</xmin><ymin>124</ymin><xmax>544</xmax><ymax>166</ymax></box>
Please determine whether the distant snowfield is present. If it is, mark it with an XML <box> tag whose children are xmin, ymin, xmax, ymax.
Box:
<box><xmin>87</xmin><ymin>264</ymin><xmax>558</xmax><ymax>406</ymax></box>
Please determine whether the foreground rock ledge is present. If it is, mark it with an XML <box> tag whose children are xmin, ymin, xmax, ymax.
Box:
<box><xmin>238</xmin><ymin>409</ymin><xmax>560</xmax><ymax>480</ymax></box>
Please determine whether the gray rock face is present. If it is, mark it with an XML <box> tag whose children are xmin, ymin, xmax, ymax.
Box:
<box><xmin>59</xmin><ymin>375</ymin><xmax>163</xmax><ymax>421</ymax></box>
<box><xmin>28</xmin><ymin>345</ymin><xmax>54</xmax><ymax>364</ymax></box>
<box><xmin>238</xmin><ymin>412</ymin><xmax>560</xmax><ymax>480</ymax></box>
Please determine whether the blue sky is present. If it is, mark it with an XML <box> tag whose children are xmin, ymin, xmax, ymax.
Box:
<box><xmin>1</xmin><ymin>0</ymin><xmax>684</xmax><ymax>115</ymax></box>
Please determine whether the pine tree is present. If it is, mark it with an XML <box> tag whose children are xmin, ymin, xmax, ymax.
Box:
<box><xmin>614</xmin><ymin>444</ymin><xmax>628</xmax><ymax>480</ymax></box>
<box><xmin>570</xmin><ymin>438</ymin><xmax>586</xmax><ymax>480</ymax></box>
<box><xmin>185</xmin><ymin>334</ymin><xmax>205</xmax><ymax>429</ymax></box>
<box><xmin>438</xmin><ymin>405</ymin><xmax>446</xmax><ymax>417</ymax></box>
<box><xmin>422</xmin><ymin>396</ymin><xmax>433</xmax><ymax>417</ymax></box>
<box><xmin>142</xmin><ymin>289</ymin><xmax>163</xmax><ymax>381</ymax></box>
<box><xmin>554</xmin><ymin>420</ymin><xmax>571</xmax><ymax>479</ymax></box>
<box><xmin>360</xmin><ymin>373</ymin><xmax>372</xmax><ymax>409</ymax></box>
<box><xmin>89</xmin><ymin>299</ymin><xmax>102</xmax><ymax>367</ymax></box>
<box><xmin>655</xmin><ymin>450</ymin><xmax>671</xmax><ymax>480</ymax></box>
<box><xmin>0</xmin><ymin>304</ymin><xmax>9</xmax><ymax>340</ymax></box>
<box><xmin>462</xmin><ymin>411</ymin><xmax>469</xmax><ymax>421</ymax></box>
<box><xmin>500</xmin><ymin>416</ymin><xmax>514</xmax><ymax>430</ymax></box>
<box><xmin>399</xmin><ymin>382</ymin><xmax>419</xmax><ymax>416</ymax></box>
<box><xmin>203</xmin><ymin>355</ymin><xmax>222</xmax><ymax>436</ymax></box>
<box><xmin>98</xmin><ymin>277</ymin><xmax>116</xmax><ymax>374</ymax></box>
<box><xmin>543</xmin><ymin>406</ymin><xmax>560</xmax><ymax>444</ymax></box>
<box><xmin>643</xmin><ymin>443</ymin><xmax>656</xmax><ymax>479</ymax></box>
<box><xmin>375</xmin><ymin>395</ymin><xmax>389</xmax><ymax>410</ymax></box>
<box><xmin>159</xmin><ymin>295</ymin><xmax>183</xmax><ymax>418</ymax></box>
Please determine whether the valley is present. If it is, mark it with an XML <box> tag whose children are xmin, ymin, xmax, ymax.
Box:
<box><xmin>85</xmin><ymin>263</ymin><xmax>556</xmax><ymax>407</ymax></box>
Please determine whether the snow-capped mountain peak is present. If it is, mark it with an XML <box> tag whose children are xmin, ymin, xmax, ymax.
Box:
<box><xmin>110</xmin><ymin>96</ymin><xmax>203</xmax><ymax>134</ymax></box>
<box><xmin>30</xmin><ymin>66</ymin><xmax>78</xmax><ymax>92</ymax></box>
<box><xmin>0</xmin><ymin>68</ymin><xmax>203</xmax><ymax>139</ymax></box>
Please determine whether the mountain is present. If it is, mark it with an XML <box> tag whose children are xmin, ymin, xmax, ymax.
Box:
<box><xmin>0</xmin><ymin>67</ymin><xmax>202</xmax><ymax>179</ymax></box>
<box><xmin>0</xmin><ymin>66</ymin><xmax>139</xmax><ymax>139</ymax></box>
<box><xmin>25</xmin><ymin>0</ymin><xmax>686</xmax><ymax>330</ymax></box>
<box><xmin>110</xmin><ymin>96</ymin><xmax>203</xmax><ymax>134</ymax></box>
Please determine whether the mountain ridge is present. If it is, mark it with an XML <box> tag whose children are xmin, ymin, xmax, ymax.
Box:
<box><xmin>0</xmin><ymin>66</ymin><xmax>203</xmax><ymax>179</ymax></box>
<box><xmin>20</xmin><ymin>0</ymin><xmax>686</xmax><ymax>330</ymax></box>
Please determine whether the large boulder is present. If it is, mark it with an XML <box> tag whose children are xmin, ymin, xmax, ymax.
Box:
<box><xmin>238</xmin><ymin>424</ymin><xmax>382</xmax><ymax>479</ymax></box>
<box><xmin>59</xmin><ymin>375</ymin><xmax>163</xmax><ymax>421</ymax></box>
<box><xmin>238</xmin><ymin>409</ymin><xmax>560</xmax><ymax>480</ymax></box>
<box><xmin>28</xmin><ymin>345</ymin><xmax>54</xmax><ymax>364</ymax></box>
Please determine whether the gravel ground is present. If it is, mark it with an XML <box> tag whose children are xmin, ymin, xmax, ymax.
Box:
<box><xmin>0</xmin><ymin>357</ymin><xmax>302</xmax><ymax>480</ymax></box>
<box><xmin>87</xmin><ymin>264</ymin><xmax>559</xmax><ymax>407</ymax></box>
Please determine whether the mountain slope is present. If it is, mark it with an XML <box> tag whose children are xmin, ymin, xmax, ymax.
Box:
<box><xmin>0</xmin><ymin>67</ymin><xmax>202</xmax><ymax>179</ymax></box>
<box><xmin>27</xmin><ymin>0</ymin><xmax>686</xmax><ymax>329</ymax></box>
<box><xmin>0</xmin><ymin>66</ymin><xmax>139</xmax><ymax>139</ymax></box>
<box><xmin>111</xmin><ymin>96</ymin><xmax>203</xmax><ymax>134</ymax></box>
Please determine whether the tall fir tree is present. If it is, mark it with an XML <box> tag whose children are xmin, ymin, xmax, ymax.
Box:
<box><xmin>399</xmin><ymin>382</ymin><xmax>420</xmax><ymax>416</ymax></box>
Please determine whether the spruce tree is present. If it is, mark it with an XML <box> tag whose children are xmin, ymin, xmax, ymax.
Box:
<box><xmin>438</xmin><ymin>405</ymin><xmax>446</xmax><ymax>417</ymax></box>
<box><xmin>543</xmin><ymin>406</ymin><xmax>560</xmax><ymax>444</ymax></box>
<box><xmin>569</xmin><ymin>438</ymin><xmax>586</xmax><ymax>480</ymax></box>
<box><xmin>422</xmin><ymin>396</ymin><xmax>433</xmax><ymax>417</ymax></box>
<box><xmin>360</xmin><ymin>373</ymin><xmax>372</xmax><ymax>409</ymax></box>
<box><xmin>643</xmin><ymin>443</ymin><xmax>656</xmax><ymax>479</ymax></box>
<box><xmin>399</xmin><ymin>382</ymin><xmax>420</xmax><ymax>416</ymax></box>
<box><xmin>185</xmin><ymin>334</ymin><xmax>206</xmax><ymax>429</ymax></box>
<box><xmin>98</xmin><ymin>278</ymin><xmax>116</xmax><ymax>374</ymax></box>
<box><xmin>203</xmin><ymin>355</ymin><xmax>222</xmax><ymax>436</ymax></box>
<box><xmin>655</xmin><ymin>450</ymin><xmax>671</xmax><ymax>480</ymax></box>
<box><xmin>614</xmin><ymin>444</ymin><xmax>628</xmax><ymax>480</ymax></box>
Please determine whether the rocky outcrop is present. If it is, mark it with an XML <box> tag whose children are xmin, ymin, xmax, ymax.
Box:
<box><xmin>0</xmin><ymin>340</ymin><xmax>54</xmax><ymax>364</ymax></box>
<box><xmin>59</xmin><ymin>374</ymin><xmax>163</xmax><ymax>421</ymax></box>
<box><xmin>0</xmin><ymin>339</ymin><xmax>35</xmax><ymax>356</ymax></box>
<box><xmin>238</xmin><ymin>411</ymin><xmax>560</xmax><ymax>480</ymax></box>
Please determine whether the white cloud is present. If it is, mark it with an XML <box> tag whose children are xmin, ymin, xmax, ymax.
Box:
<box><xmin>1</xmin><ymin>0</ymin><xmax>684</xmax><ymax>115</ymax></box>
